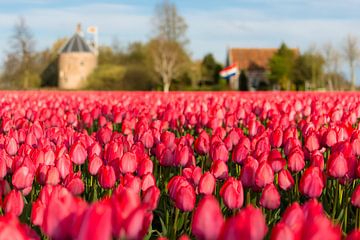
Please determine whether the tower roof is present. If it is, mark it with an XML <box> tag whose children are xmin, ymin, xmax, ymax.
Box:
<box><xmin>60</xmin><ymin>33</ymin><xmax>92</xmax><ymax>53</ymax></box>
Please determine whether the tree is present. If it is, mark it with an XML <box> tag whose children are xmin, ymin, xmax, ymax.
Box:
<box><xmin>293</xmin><ymin>49</ymin><xmax>325</xmax><ymax>90</ymax></box>
<box><xmin>323</xmin><ymin>42</ymin><xmax>341</xmax><ymax>90</ymax></box>
<box><xmin>7</xmin><ymin>16</ymin><xmax>36</xmax><ymax>88</ymax></box>
<box><xmin>150</xmin><ymin>0</ymin><xmax>189</xmax><ymax>92</ymax></box>
<box><xmin>201</xmin><ymin>53</ymin><xmax>223</xmax><ymax>84</ymax></box>
<box><xmin>268</xmin><ymin>43</ymin><xmax>297</xmax><ymax>90</ymax></box>
<box><xmin>343</xmin><ymin>34</ymin><xmax>360</xmax><ymax>90</ymax></box>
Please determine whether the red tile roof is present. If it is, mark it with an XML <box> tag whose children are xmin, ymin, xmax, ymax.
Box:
<box><xmin>229</xmin><ymin>48</ymin><xmax>299</xmax><ymax>70</ymax></box>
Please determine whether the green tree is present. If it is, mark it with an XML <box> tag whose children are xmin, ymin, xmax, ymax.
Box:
<box><xmin>201</xmin><ymin>53</ymin><xmax>223</xmax><ymax>84</ymax></box>
<box><xmin>293</xmin><ymin>51</ymin><xmax>325</xmax><ymax>90</ymax></box>
<box><xmin>268</xmin><ymin>43</ymin><xmax>297</xmax><ymax>90</ymax></box>
<box><xmin>86</xmin><ymin>64</ymin><xmax>126</xmax><ymax>90</ymax></box>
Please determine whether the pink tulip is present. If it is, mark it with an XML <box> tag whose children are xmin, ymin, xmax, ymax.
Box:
<box><xmin>327</xmin><ymin>152</ymin><xmax>348</xmax><ymax>178</ymax></box>
<box><xmin>351</xmin><ymin>184</ymin><xmax>360</xmax><ymax>207</ymax></box>
<box><xmin>219</xmin><ymin>205</ymin><xmax>267</xmax><ymax>240</ymax></box>
<box><xmin>77</xmin><ymin>201</ymin><xmax>112</xmax><ymax>240</ymax></box>
<box><xmin>198</xmin><ymin>172</ymin><xmax>216</xmax><ymax>195</ymax></box>
<box><xmin>3</xmin><ymin>190</ymin><xmax>24</xmax><ymax>216</ymax></box>
<box><xmin>70</xmin><ymin>142</ymin><xmax>87</xmax><ymax>165</ymax></box>
<box><xmin>119</xmin><ymin>152</ymin><xmax>138</xmax><ymax>174</ymax></box>
<box><xmin>220</xmin><ymin>177</ymin><xmax>244</xmax><ymax>209</ymax></box>
<box><xmin>98</xmin><ymin>165</ymin><xmax>116</xmax><ymax>189</ymax></box>
<box><xmin>278</xmin><ymin>169</ymin><xmax>294</xmax><ymax>191</ymax></box>
<box><xmin>255</xmin><ymin>161</ymin><xmax>274</xmax><ymax>188</ymax></box>
<box><xmin>260</xmin><ymin>183</ymin><xmax>281</xmax><ymax>209</ymax></box>
<box><xmin>299</xmin><ymin>166</ymin><xmax>325</xmax><ymax>198</ymax></box>
<box><xmin>192</xmin><ymin>195</ymin><xmax>224</xmax><ymax>240</ymax></box>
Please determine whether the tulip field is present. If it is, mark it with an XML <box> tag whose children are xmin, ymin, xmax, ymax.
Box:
<box><xmin>1</xmin><ymin>91</ymin><xmax>360</xmax><ymax>240</ymax></box>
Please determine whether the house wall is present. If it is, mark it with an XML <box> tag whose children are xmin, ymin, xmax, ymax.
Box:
<box><xmin>58</xmin><ymin>52</ymin><xmax>97</xmax><ymax>89</ymax></box>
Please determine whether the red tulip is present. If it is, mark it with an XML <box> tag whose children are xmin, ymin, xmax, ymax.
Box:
<box><xmin>3</xmin><ymin>190</ymin><xmax>24</xmax><ymax>216</ymax></box>
<box><xmin>88</xmin><ymin>155</ymin><xmax>103</xmax><ymax>176</ymax></box>
<box><xmin>351</xmin><ymin>184</ymin><xmax>360</xmax><ymax>207</ymax></box>
<box><xmin>299</xmin><ymin>166</ymin><xmax>325</xmax><ymax>198</ymax></box>
<box><xmin>70</xmin><ymin>142</ymin><xmax>87</xmax><ymax>165</ymax></box>
<box><xmin>324</xmin><ymin>129</ymin><xmax>337</xmax><ymax>147</ymax></box>
<box><xmin>346</xmin><ymin>229</ymin><xmax>360</xmax><ymax>240</ymax></box>
<box><xmin>64</xmin><ymin>172</ymin><xmax>85</xmax><ymax>195</ymax></box>
<box><xmin>260</xmin><ymin>183</ymin><xmax>281</xmax><ymax>209</ymax></box>
<box><xmin>239</xmin><ymin>158</ymin><xmax>258</xmax><ymax>189</ymax></box>
<box><xmin>194</xmin><ymin>131</ymin><xmax>210</xmax><ymax>155</ymax></box>
<box><xmin>119</xmin><ymin>152</ymin><xmax>138</xmax><ymax>174</ymax></box>
<box><xmin>0</xmin><ymin>213</ymin><xmax>39</xmax><ymax>239</ymax></box>
<box><xmin>175</xmin><ymin>144</ymin><xmax>191</xmax><ymax>166</ymax></box>
<box><xmin>77</xmin><ymin>201</ymin><xmax>112</xmax><ymax>240</ymax></box>
<box><xmin>270</xmin><ymin>222</ymin><xmax>295</xmax><ymax>240</ymax></box>
<box><xmin>56</xmin><ymin>155</ymin><xmax>72</xmax><ymax>180</ymax></box>
<box><xmin>288</xmin><ymin>148</ymin><xmax>305</xmax><ymax>173</ymax></box>
<box><xmin>98</xmin><ymin>165</ymin><xmax>116</xmax><ymax>189</ymax></box>
<box><xmin>137</xmin><ymin>157</ymin><xmax>153</xmax><ymax>176</ymax></box>
<box><xmin>210</xmin><ymin>142</ymin><xmax>229</xmax><ymax>162</ymax></box>
<box><xmin>278</xmin><ymin>169</ymin><xmax>294</xmax><ymax>191</ymax></box>
<box><xmin>174</xmin><ymin>184</ymin><xmax>196</xmax><ymax>212</ymax></box>
<box><xmin>210</xmin><ymin>160</ymin><xmax>228</xmax><ymax>180</ymax></box>
<box><xmin>232</xmin><ymin>142</ymin><xmax>249</xmax><ymax>165</ymax></box>
<box><xmin>123</xmin><ymin>205</ymin><xmax>153</xmax><ymax>240</ymax></box>
<box><xmin>280</xmin><ymin>202</ymin><xmax>304</xmax><ymax>237</ymax></box>
<box><xmin>142</xmin><ymin>186</ymin><xmax>160</xmax><ymax>210</ymax></box>
<box><xmin>198</xmin><ymin>172</ymin><xmax>216</xmax><ymax>195</ymax></box>
<box><xmin>5</xmin><ymin>137</ymin><xmax>18</xmax><ymax>156</ymax></box>
<box><xmin>182</xmin><ymin>166</ymin><xmax>202</xmax><ymax>186</ymax></box>
<box><xmin>270</xmin><ymin>128</ymin><xmax>283</xmax><ymax>148</ymax></box>
<box><xmin>192</xmin><ymin>195</ymin><xmax>224</xmax><ymax>240</ymax></box>
<box><xmin>112</xmin><ymin>187</ymin><xmax>141</xmax><ymax>237</ymax></box>
<box><xmin>141</xmin><ymin>173</ymin><xmax>156</xmax><ymax>192</ymax></box>
<box><xmin>305</xmin><ymin>133</ymin><xmax>320</xmax><ymax>152</ymax></box>
<box><xmin>327</xmin><ymin>152</ymin><xmax>348</xmax><ymax>178</ymax></box>
<box><xmin>12</xmin><ymin>166</ymin><xmax>34</xmax><ymax>189</ymax></box>
<box><xmin>255</xmin><ymin>161</ymin><xmax>274</xmax><ymax>188</ymax></box>
<box><xmin>219</xmin><ymin>205</ymin><xmax>267</xmax><ymax>240</ymax></box>
<box><xmin>220</xmin><ymin>177</ymin><xmax>244</xmax><ymax>209</ymax></box>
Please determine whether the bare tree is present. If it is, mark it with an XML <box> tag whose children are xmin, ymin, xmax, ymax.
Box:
<box><xmin>150</xmin><ymin>0</ymin><xmax>189</xmax><ymax>92</ymax></box>
<box><xmin>323</xmin><ymin>42</ymin><xmax>341</xmax><ymax>90</ymax></box>
<box><xmin>2</xmin><ymin>16</ymin><xmax>36</xmax><ymax>89</ymax></box>
<box><xmin>343</xmin><ymin>34</ymin><xmax>360</xmax><ymax>90</ymax></box>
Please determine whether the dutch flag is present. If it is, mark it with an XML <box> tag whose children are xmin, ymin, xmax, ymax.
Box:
<box><xmin>220</xmin><ymin>64</ymin><xmax>238</xmax><ymax>79</ymax></box>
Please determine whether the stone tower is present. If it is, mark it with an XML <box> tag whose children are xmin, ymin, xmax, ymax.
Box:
<box><xmin>58</xmin><ymin>24</ymin><xmax>97</xmax><ymax>89</ymax></box>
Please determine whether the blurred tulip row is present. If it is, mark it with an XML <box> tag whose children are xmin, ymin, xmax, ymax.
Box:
<box><xmin>0</xmin><ymin>91</ymin><xmax>360</xmax><ymax>239</ymax></box>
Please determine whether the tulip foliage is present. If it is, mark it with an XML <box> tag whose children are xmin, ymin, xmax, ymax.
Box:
<box><xmin>0</xmin><ymin>91</ymin><xmax>360</xmax><ymax>239</ymax></box>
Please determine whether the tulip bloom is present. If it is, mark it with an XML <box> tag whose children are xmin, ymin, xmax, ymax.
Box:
<box><xmin>299</xmin><ymin>166</ymin><xmax>325</xmax><ymax>198</ymax></box>
<box><xmin>198</xmin><ymin>172</ymin><xmax>216</xmax><ymax>195</ymax></box>
<box><xmin>351</xmin><ymin>184</ymin><xmax>360</xmax><ymax>207</ymax></box>
<box><xmin>70</xmin><ymin>142</ymin><xmax>87</xmax><ymax>165</ymax></box>
<box><xmin>77</xmin><ymin>201</ymin><xmax>112</xmax><ymax>240</ymax></box>
<box><xmin>255</xmin><ymin>162</ymin><xmax>274</xmax><ymax>188</ymax></box>
<box><xmin>220</xmin><ymin>177</ymin><xmax>244</xmax><ymax>209</ymax></box>
<box><xmin>3</xmin><ymin>190</ymin><xmax>24</xmax><ymax>216</ymax></box>
<box><xmin>219</xmin><ymin>205</ymin><xmax>267</xmax><ymax>240</ymax></box>
<box><xmin>119</xmin><ymin>152</ymin><xmax>138</xmax><ymax>174</ymax></box>
<box><xmin>327</xmin><ymin>152</ymin><xmax>348</xmax><ymax>178</ymax></box>
<box><xmin>260</xmin><ymin>183</ymin><xmax>281</xmax><ymax>209</ymax></box>
<box><xmin>278</xmin><ymin>169</ymin><xmax>294</xmax><ymax>191</ymax></box>
<box><xmin>192</xmin><ymin>195</ymin><xmax>224</xmax><ymax>240</ymax></box>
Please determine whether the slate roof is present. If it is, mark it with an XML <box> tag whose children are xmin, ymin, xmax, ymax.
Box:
<box><xmin>60</xmin><ymin>33</ymin><xmax>92</xmax><ymax>53</ymax></box>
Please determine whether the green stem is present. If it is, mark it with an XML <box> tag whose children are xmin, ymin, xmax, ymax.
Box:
<box><xmin>173</xmin><ymin>208</ymin><xmax>180</xmax><ymax>238</ymax></box>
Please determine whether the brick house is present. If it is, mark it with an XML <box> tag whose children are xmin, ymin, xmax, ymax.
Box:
<box><xmin>227</xmin><ymin>48</ymin><xmax>299</xmax><ymax>90</ymax></box>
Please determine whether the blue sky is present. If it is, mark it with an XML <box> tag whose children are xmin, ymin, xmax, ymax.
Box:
<box><xmin>0</xmin><ymin>0</ymin><xmax>360</xmax><ymax>67</ymax></box>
